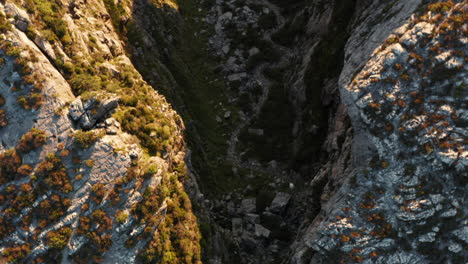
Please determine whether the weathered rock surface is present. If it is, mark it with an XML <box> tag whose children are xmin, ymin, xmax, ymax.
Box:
<box><xmin>69</xmin><ymin>94</ymin><xmax>119</xmax><ymax>129</ymax></box>
<box><xmin>291</xmin><ymin>2</ymin><xmax>467</xmax><ymax>263</ymax></box>
<box><xmin>4</xmin><ymin>3</ymin><xmax>30</xmax><ymax>31</ymax></box>
<box><xmin>269</xmin><ymin>192</ymin><xmax>291</xmax><ymax>214</ymax></box>
<box><xmin>0</xmin><ymin>1</ymin><xmax>198</xmax><ymax>263</ymax></box>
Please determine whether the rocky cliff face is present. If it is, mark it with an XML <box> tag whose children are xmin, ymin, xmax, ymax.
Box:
<box><xmin>0</xmin><ymin>0</ymin><xmax>466</xmax><ymax>263</ymax></box>
<box><xmin>290</xmin><ymin>1</ymin><xmax>467</xmax><ymax>263</ymax></box>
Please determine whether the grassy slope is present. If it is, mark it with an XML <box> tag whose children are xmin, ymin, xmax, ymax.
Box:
<box><xmin>110</xmin><ymin>0</ymin><xmax>249</xmax><ymax>196</ymax></box>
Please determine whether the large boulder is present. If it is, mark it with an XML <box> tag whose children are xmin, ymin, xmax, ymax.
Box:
<box><xmin>69</xmin><ymin>93</ymin><xmax>119</xmax><ymax>130</ymax></box>
<box><xmin>4</xmin><ymin>3</ymin><xmax>30</xmax><ymax>31</ymax></box>
<box><xmin>33</xmin><ymin>34</ymin><xmax>57</xmax><ymax>60</ymax></box>
<box><xmin>69</xmin><ymin>98</ymin><xmax>85</xmax><ymax>121</ymax></box>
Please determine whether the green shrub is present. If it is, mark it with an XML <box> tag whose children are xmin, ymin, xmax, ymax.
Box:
<box><xmin>144</xmin><ymin>164</ymin><xmax>158</xmax><ymax>176</ymax></box>
<box><xmin>47</xmin><ymin>227</ymin><xmax>72</xmax><ymax>249</ymax></box>
<box><xmin>23</xmin><ymin>0</ymin><xmax>72</xmax><ymax>45</ymax></box>
<box><xmin>69</xmin><ymin>73</ymin><xmax>102</xmax><ymax>94</ymax></box>
<box><xmin>0</xmin><ymin>12</ymin><xmax>12</xmax><ymax>34</ymax></box>
<box><xmin>91</xmin><ymin>183</ymin><xmax>106</xmax><ymax>204</ymax></box>
<box><xmin>85</xmin><ymin>159</ymin><xmax>95</xmax><ymax>167</ymax></box>
<box><xmin>427</xmin><ymin>0</ymin><xmax>454</xmax><ymax>13</ymax></box>
<box><xmin>115</xmin><ymin>211</ymin><xmax>129</xmax><ymax>224</ymax></box>
<box><xmin>137</xmin><ymin>173</ymin><xmax>202</xmax><ymax>264</ymax></box>
<box><xmin>72</xmin><ymin>130</ymin><xmax>104</xmax><ymax>149</ymax></box>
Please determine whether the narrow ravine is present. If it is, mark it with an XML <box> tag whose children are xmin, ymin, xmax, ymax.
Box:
<box><xmin>226</xmin><ymin>0</ymin><xmax>293</xmax><ymax>173</ymax></box>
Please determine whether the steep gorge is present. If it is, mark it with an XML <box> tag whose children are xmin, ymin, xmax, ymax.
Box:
<box><xmin>0</xmin><ymin>0</ymin><xmax>466</xmax><ymax>263</ymax></box>
<box><xmin>122</xmin><ymin>0</ymin><xmax>357</xmax><ymax>262</ymax></box>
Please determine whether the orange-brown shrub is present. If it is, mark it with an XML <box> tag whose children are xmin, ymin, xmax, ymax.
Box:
<box><xmin>35</xmin><ymin>153</ymin><xmax>72</xmax><ymax>194</ymax></box>
<box><xmin>16</xmin><ymin>128</ymin><xmax>47</xmax><ymax>153</ymax></box>
<box><xmin>0</xmin><ymin>109</ymin><xmax>7</xmax><ymax>128</ymax></box>
<box><xmin>0</xmin><ymin>149</ymin><xmax>22</xmax><ymax>184</ymax></box>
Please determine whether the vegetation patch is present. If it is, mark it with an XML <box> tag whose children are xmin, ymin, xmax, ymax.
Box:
<box><xmin>47</xmin><ymin>227</ymin><xmax>72</xmax><ymax>249</ymax></box>
<box><xmin>0</xmin><ymin>149</ymin><xmax>22</xmax><ymax>184</ymax></box>
<box><xmin>1</xmin><ymin>244</ymin><xmax>31</xmax><ymax>263</ymax></box>
<box><xmin>72</xmin><ymin>129</ymin><xmax>104</xmax><ymax>149</ymax></box>
<box><xmin>0</xmin><ymin>12</ymin><xmax>12</xmax><ymax>34</ymax></box>
<box><xmin>427</xmin><ymin>0</ymin><xmax>454</xmax><ymax>13</ymax></box>
<box><xmin>136</xmin><ymin>173</ymin><xmax>202</xmax><ymax>264</ymax></box>
<box><xmin>35</xmin><ymin>153</ymin><xmax>72</xmax><ymax>193</ymax></box>
<box><xmin>22</xmin><ymin>0</ymin><xmax>72</xmax><ymax>45</ymax></box>
<box><xmin>17</xmin><ymin>128</ymin><xmax>47</xmax><ymax>153</ymax></box>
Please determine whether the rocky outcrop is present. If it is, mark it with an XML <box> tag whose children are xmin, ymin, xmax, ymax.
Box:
<box><xmin>0</xmin><ymin>24</ymin><xmax>134</xmax><ymax>263</ymax></box>
<box><xmin>290</xmin><ymin>1</ymin><xmax>467</xmax><ymax>263</ymax></box>
<box><xmin>69</xmin><ymin>94</ymin><xmax>119</xmax><ymax>130</ymax></box>
<box><xmin>4</xmin><ymin>3</ymin><xmax>30</xmax><ymax>32</ymax></box>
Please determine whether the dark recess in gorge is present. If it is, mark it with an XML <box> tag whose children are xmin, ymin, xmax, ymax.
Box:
<box><xmin>239</xmin><ymin>0</ymin><xmax>357</xmax><ymax>175</ymax></box>
<box><xmin>295</xmin><ymin>0</ymin><xmax>356</xmax><ymax>172</ymax></box>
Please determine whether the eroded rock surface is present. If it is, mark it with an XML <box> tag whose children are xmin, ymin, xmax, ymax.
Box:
<box><xmin>292</xmin><ymin>2</ymin><xmax>467</xmax><ymax>263</ymax></box>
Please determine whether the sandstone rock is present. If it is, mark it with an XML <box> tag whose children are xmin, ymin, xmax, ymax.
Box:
<box><xmin>104</xmin><ymin>118</ymin><xmax>116</xmax><ymax>126</ymax></box>
<box><xmin>452</xmin><ymin>227</ymin><xmax>468</xmax><ymax>243</ymax></box>
<box><xmin>79</xmin><ymin>113</ymin><xmax>92</xmax><ymax>129</ymax></box>
<box><xmin>91</xmin><ymin>97</ymin><xmax>119</xmax><ymax>120</ymax></box>
<box><xmin>220</xmin><ymin>12</ymin><xmax>233</xmax><ymax>21</ymax></box>
<box><xmin>377</xmin><ymin>252</ymin><xmax>426</xmax><ymax>264</ymax></box>
<box><xmin>129</xmin><ymin>149</ymin><xmax>139</xmax><ymax>160</ymax></box>
<box><xmin>445</xmin><ymin>57</ymin><xmax>463</xmax><ymax>69</ymax></box>
<box><xmin>227</xmin><ymin>201</ymin><xmax>236</xmax><ymax>215</ymax></box>
<box><xmin>104</xmin><ymin>118</ymin><xmax>120</xmax><ymax>135</ymax></box>
<box><xmin>390</xmin><ymin>43</ymin><xmax>407</xmax><ymax>57</ymax></box>
<box><xmin>106</xmin><ymin>125</ymin><xmax>119</xmax><ymax>135</ymax></box>
<box><xmin>418</xmin><ymin>232</ymin><xmax>436</xmax><ymax>243</ymax></box>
